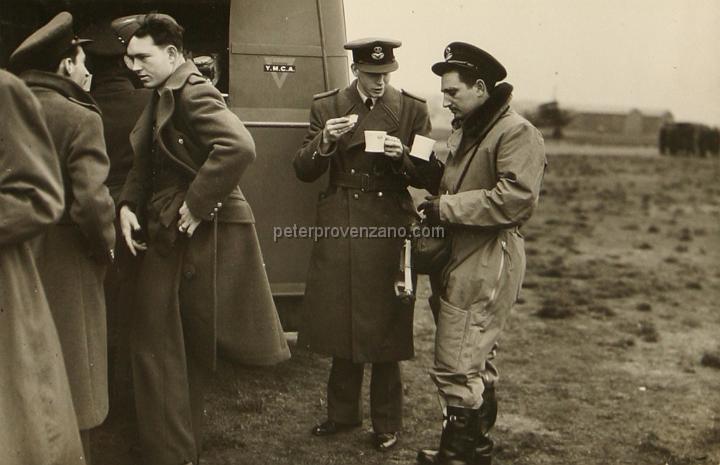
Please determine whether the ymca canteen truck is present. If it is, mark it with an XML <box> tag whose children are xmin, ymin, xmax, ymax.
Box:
<box><xmin>0</xmin><ymin>0</ymin><xmax>350</xmax><ymax>329</ymax></box>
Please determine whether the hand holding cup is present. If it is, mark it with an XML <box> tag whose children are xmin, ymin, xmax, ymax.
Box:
<box><xmin>323</xmin><ymin>115</ymin><xmax>357</xmax><ymax>144</ymax></box>
<box><xmin>383</xmin><ymin>135</ymin><xmax>404</xmax><ymax>160</ymax></box>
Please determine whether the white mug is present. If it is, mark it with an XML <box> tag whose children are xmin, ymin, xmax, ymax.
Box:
<box><xmin>410</xmin><ymin>134</ymin><xmax>436</xmax><ymax>161</ymax></box>
<box><xmin>364</xmin><ymin>130</ymin><xmax>387</xmax><ymax>153</ymax></box>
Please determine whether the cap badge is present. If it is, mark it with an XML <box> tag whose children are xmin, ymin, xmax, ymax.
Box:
<box><xmin>371</xmin><ymin>46</ymin><xmax>385</xmax><ymax>61</ymax></box>
<box><xmin>444</xmin><ymin>46</ymin><xmax>453</xmax><ymax>60</ymax></box>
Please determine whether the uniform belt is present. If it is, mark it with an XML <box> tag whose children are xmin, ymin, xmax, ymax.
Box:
<box><xmin>330</xmin><ymin>171</ymin><xmax>406</xmax><ymax>192</ymax></box>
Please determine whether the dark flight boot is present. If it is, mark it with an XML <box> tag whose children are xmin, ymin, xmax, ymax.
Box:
<box><xmin>417</xmin><ymin>406</ymin><xmax>480</xmax><ymax>465</ymax></box>
<box><xmin>418</xmin><ymin>386</ymin><xmax>497</xmax><ymax>465</ymax></box>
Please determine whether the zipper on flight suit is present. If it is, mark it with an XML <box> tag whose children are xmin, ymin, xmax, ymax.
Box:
<box><xmin>486</xmin><ymin>239</ymin><xmax>509</xmax><ymax>308</ymax></box>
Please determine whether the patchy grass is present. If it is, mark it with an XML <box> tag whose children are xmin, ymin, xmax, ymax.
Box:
<box><xmin>93</xmin><ymin>151</ymin><xmax>720</xmax><ymax>465</ymax></box>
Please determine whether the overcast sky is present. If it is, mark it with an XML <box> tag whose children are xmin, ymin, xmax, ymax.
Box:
<box><xmin>344</xmin><ymin>0</ymin><xmax>720</xmax><ymax>125</ymax></box>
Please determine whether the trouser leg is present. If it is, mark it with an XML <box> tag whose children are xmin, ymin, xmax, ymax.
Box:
<box><xmin>80</xmin><ymin>429</ymin><xmax>91</xmax><ymax>465</ymax></box>
<box><xmin>327</xmin><ymin>358</ymin><xmax>364</xmax><ymax>425</ymax></box>
<box><xmin>430</xmin><ymin>297</ymin><xmax>510</xmax><ymax>409</ymax></box>
<box><xmin>131</xmin><ymin>246</ymin><xmax>199</xmax><ymax>465</ymax></box>
<box><xmin>369</xmin><ymin>361</ymin><xmax>403</xmax><ymax>433</ymax></box>
<box><xmin>104</xmin><ymin>235</ymin><xmax>137</xmax><ymax>420</ymax></box>
<box><xmin>186</xmin><ymin>337</ymin><xmax>211</xmax><ymax>462</ymax></box>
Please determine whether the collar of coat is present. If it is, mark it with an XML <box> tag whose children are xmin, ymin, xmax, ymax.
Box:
<box><xmin>455</xmin><ymin>82</ymin><xmax>513</xmax><ymax>139</ymax></box>
<box><xmin>336</xmin><ymin>80</ymin><xmax>403</xmax><ymax>149</ymax></box>
<box><xmin>128</xmin><ymin>60</ymin><xmax>207</xmax><ymax>178</ymax></box>
<box><xmin>20</xmin><ymin>70</ymin><xmax>101</xmax><ymax>115</ymax></box>
<box><xmin>159</xmin><ymin>60</ymin><xmax>204</xmax><ymax>92</ymax></box>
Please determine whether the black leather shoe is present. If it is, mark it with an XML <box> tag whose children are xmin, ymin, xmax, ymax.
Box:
<box><xmin>416</xmin><ymin>444</ymin><xmax>492</xmax><ymax>465</ymax></box>
<box><xmin>311</xmin><ymin>420</ymin><xmax>360</xmax><ymax>436</ymax></box>
<box><xmin>374</xmin><ymin>432</ymin><xmax>399</xmax><ymax>451</ymax></box>
<box><xmin>417</xmin><ymin>448</ymin><xmax>439</xmax><ymax>464</ymax></box>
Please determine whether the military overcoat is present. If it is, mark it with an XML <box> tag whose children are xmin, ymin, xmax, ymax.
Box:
<box><xmin>120</xmin><ymin>61</ymin><xmax>290</xmax><ymax>368</ymax></box>
<box><xmin>91</xmin><ymin>74</ymin><xmax>152</xmax><ymax>203</ymax></box>
<box><xmin>294</xmin><ymin>81</ymin><xmax>435</xmax><ymax>362</ymax></box>
<box><xmin>0</xmin><ymin>70</ymin><xmax>85</xmax><ymax>465</ymax></box>
<box><xmin>21</xmin><ymin>70</ymin><xmax>116</xmax><ymax>430</ymax></box>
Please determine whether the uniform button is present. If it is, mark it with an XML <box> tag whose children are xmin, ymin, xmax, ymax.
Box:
<box><xmin>178</xmin><ymin>138</ymin><xmax>184</xmax><ymax>144</ymax></box>
<box><xmin>350</xmin><ymin>168</ymin><xmax>356</xmax><ymax>174</ymax></box>
<box><xmin>353</xmin><ymin>193</ymin><xmax>359</xmax><ymax>200</ymax></box>
<box><xmin>377</xmin><ymin>191</ymin><xmax>383</xmax><ymax>197</ymax></box>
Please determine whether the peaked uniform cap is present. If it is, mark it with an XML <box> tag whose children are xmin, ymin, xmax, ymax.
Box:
<box><xmin>81</xmin><ymin>20</ymin><xmax>126</xmax><ymax>56</ymax></box>
<box><xmin>344</xmin><ymin>37</ymin><xmax>401</xmax><ymax>73</ymax></box>
<box><xmin>9</xmin><ymin>12</ymin><xmax>91</xmax><ymax>73</ymax></box>
<box><xmin>432</xmin><ymin>41</ymin><xmax>507</xmax><ymax>84</ymax></box>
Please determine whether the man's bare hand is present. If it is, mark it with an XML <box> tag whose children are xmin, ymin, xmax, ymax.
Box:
<box><xmin>178</xmin><ymin>202</ymin><xmax>201</xmax><ymax>237</ymax></box>
<box><xmin>383</xmin><ymin>135</ymin><xmax>404</xmax><ymax>160</ymax></box>
<box><xmin>119</xmin><ymin>205</ymin><xmax>147</xmax><ymax>256</ymax></box>
<box><xmin>322</xmin><ymin>116</ymin><xmax>356</xmax><ymax>145</ymax></box>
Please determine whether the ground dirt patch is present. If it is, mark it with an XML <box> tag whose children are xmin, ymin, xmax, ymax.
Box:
<box><xmin>93</xmin><ymin>151</ymin><xmax>720</xmax><ymax>464</ymax></box>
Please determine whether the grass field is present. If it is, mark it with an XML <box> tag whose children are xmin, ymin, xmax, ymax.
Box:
<box><xmin>96</xmin><ymin>150</ymin><xmax>720</xmax><ymax>465</ymax></box>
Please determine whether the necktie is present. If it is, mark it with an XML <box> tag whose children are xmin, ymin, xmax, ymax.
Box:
<box><xmin>365</xmin><ymin>98</ymin><xmax>373</xmax><ymax>110</ymax></box>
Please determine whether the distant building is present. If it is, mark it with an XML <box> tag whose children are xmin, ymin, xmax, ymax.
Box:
<box><xmin>563</xmin><ymin>104</ymin><xmax>674</xmax><ymax>146</ymax></box>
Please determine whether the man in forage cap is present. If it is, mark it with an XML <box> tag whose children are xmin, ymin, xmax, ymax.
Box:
<box><xmin>416</xmin><ymin>42</ymin><xmax>547</xmax><ymax>465</ymax></box>
<box><xmin>294</xmin><ymin>38</ymin><xmax>443</xmax><ymax>452</ymax></box>
<box><xmin>9</xmin><ymin>11</ymin><xmax>117</xmax><ymax>465</ymax></box>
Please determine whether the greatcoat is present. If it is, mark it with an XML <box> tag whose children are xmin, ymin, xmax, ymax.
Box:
<box><xmin>21</xmin><ymin>70</ymin><xmax>117</xmax><ymax>429</ymax></box>
<box><xmin>91</xmin><ymin>74</ymin><xmax>152</xmax><ymax>204</ymax></box>
<box><xmin>120</xmin><ymin>61</ymin><xmax>290</xmax><ymax>369</ymax></box>
<box><xmin>120</xmin><ymin>61</ymin><xmax>289</xmax><ymax>465</ymax></box>
<box><xmin>91</xmin><ymin>73</ymin><xmax>151</xmax><ymax>406</ymax></box>
<box><xmin>0</xmin><ymin>70</ymin><xmax>85</xmax><ymax>465</ymax></box>
<box><xmin>428</xmin><ymin>83</ymin><xmax>547</xmax><ymax>407</ymax></box>
<box><xmin>294</xmin><ymin>81</ymin><xmax>439</xmax><ymax>362</ymax></box>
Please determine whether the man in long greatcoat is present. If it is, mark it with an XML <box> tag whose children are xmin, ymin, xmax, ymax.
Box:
<box><xmin>9</xmin><ymin>12</ymin><xmax>117</xmax><ymax>463</ymax></box>
<box><xmin>0</xmin><ymin>68</ymin><xmax>86</xmax><ymax>465</ymax></box>
<box><xmin>114</xmin><ymin>14</ymin><xmax>289</xmax><ymax>465</ymax></box>
<box><xmin>294</xmin><ymin>38</ymin><xmax>442</xmax><ymax>451</ymax></box>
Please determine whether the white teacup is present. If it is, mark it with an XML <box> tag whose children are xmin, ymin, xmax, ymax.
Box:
<box><xmin>364</xmin><ymin>130</ymin><xmax>387</xmax><ymax>153</ymax></box>
<box><xmin>410</xmin><ymin>134</ymin><xmax>436</xmax><ymax>161</ymax></box>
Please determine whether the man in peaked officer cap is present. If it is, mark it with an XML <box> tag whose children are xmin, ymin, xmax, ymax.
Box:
<box><xmin>416</xmin><ymin>42</ymin><xmax>546</xmax><ymax>465</ymax></box>
<box><xmin>294</xmin><ymin>37</ymin><xmax>443</xmax><ymax>452</ymax></box>
<box><xmin>9</xmin><ymin>11</ymin><xmax>117</xmax><ymax>465</ymax></box>
<box><xmin>9</xmin><ymin>11</ymin><xmax>92</xmax><ymax>89</ymax></box>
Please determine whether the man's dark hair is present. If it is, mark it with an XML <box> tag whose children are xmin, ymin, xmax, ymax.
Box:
<box><xmin>456</xmin><ymin>67</ymin><xmax>497</xmax><ymax>92</ymax></box>
<box><xmin>133</xmin><ymin>13</ymin><xmax>185</xmax><ymax>51</ymax></box>
<box><xmin>33</xmin><ymin>45</ymin><xmax>81</xmax><ymax>73</ymax></box>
